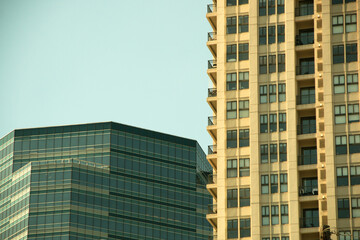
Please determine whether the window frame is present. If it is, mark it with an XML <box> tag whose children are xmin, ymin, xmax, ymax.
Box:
<box><xmin>239</xmin><ymin>71</ymin><xmax>249</xmax><ymax>89</ymax></box>
<box><xmin>227</xmin><ymin>130</ymin><xmax>238</xmax><ymax>148</ymax></box>
<box><xmin>239</xmin><ymin>188</ymin><xmax>250</xmax><ymax>207</ymax></box>
<box><xmin>348</xmin><ymin>104</ymin><xmax>359</xmax><ymax>123</ymax></box>
<box><xmin>227</xmin><ymin>159</ymin><xmax>238</xmax><ymax>178</ymax></box>
<box><xmin>227</xmin><ymin>188</ymin><xmax>238</xmax><ymax>208</ymax></box>
<box><xmin>227</xmin><ymin>44</ymin><xmax>237</xmax><ymax>62</ymax></box>
<box><xmin>227</xmin><ymin>101</ymin><xmax>237</xmax><ymax>119</ymax></box>
<box><xmin>334</xmin><ymin>74</ymin><xmax>345</xmax><ymax>94</ymax></box>
<box><xmin>345</xmin><ymin>14</ymin><xmax>357</xmax><ymax>33</ymax></box>
<box><xmin>259</xmin><ymin>56</ymin><xmax>267</xmax><ymax>74</ymax></box>
<box><xmin>346</xmin><ymin>43</ymin><xmax>358</xmax><ymax>62</ymax></box>
<box><xmin>333</xmin><ymin>44</ymin><xmax>345</xmax><ymax>64</ymax></box>
<box><xmin>332</xmin><ymin>15</ymin><xmax>344</xmax><ymax>34</ymax></box>
<box><xmin>238</xmin><ymin>43</ymin><xmax>249</xmax><ymax>61</ymax></box>
<box><xmin>238</xmin><ymin>15</ymin><xmax>249</xmax><ymax>33</ymax></box>
<box><xmin>278</xmin><ymin>83</ymin><xmax>286</xmax><ymax>102</ymax></box>
<box><xmin>260</xmin><ymin>114</ymin><xmax>268</xmax><ymax>133</ymax></box>
<box><xmin>261</xmin><ymin>144</ymin><xmax>269</xmax><ymax>163</ymax></box>
<box><xmin>239</xmin><ymin>100</ymin><xmax>249</xmax><ymax>118</ymax></box>
<box><xmin>227</xmin><ymin>16</ymin><xmax>237</xmax><ymax>34</ymax></box>
<box><xmin>261</xmin><ymin>175</ymin><xmax>269</xmax><ymax>194</ymax></box>
<box><xmin>270</xmin><ymin>174</ymin><xmax>278</xmax><ymax>193</ymax></box>
<box><xmin>337</xmin><ymin>166</ymin><xmax>349</xmax><ymax>186</ymax></box>
<box><xmin>280</xmin><ymin>173</ymin><xmax>288</xmax><ymax>192</ymax></box>
<box><xmin>268</xmin><ymin>26</ymin><xmax>276</xmax><ymax>44</ymax></box>
<box><xmin>226</xmin><ymin>72</ymin><xmax>237</xmax><ymax>91</ymax></box>
<box><xmin>239</xmin><ymin>158</ymin><xmax>250</xmax><ymax>177</ymax></box>
<box><xmin>268</xmin><ymin>55</ymin><xmax>277</xmax><ymax>73</ymax></box>
<box><xmin>347</xmin><ymin>73</ymin><xmax>358</xmax><ymax>93</ymax></box>
<box><xmin>334</xmin><ymin>105</ymin><xmax>346</xmax><ymax>124</ymax></box>
<box><xmin>239</xmin><ymin>129</ymin><xmax>250</xmax><ymax>147</ymax></box>
<box><xmin>278</xmin><ymin>54</ymin><xmax>285</xmax><ymax>72</ymax></box>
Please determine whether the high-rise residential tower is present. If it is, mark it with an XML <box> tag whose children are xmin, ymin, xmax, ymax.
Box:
<box><xmin>0</xmin><ymin>122</ymin><xmax>212</xmax><ymax>239</ymax></box>
<box><xmin>205</xmin><ymin>0</ymin><xmax>359</xmax><ymax>239</ymax></box>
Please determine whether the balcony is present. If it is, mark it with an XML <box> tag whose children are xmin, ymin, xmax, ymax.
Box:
<box><xmin>208</xmin><ymin>235</ymin><xmax>217</xmax><ymax>240</ymax></box>
<box><xmin>296</xmin><ymin>32</ymin><xmax>314</xmax><ymax>46</ymax></box>
<box><xmin>208</xmin><ymin>204</ymin><xmax>217</xmax><ymax>214</ymax></box>
<box><xmin>208</xmin><ymin>88</ymin><xmax>217</xmax><ymax>97</ymax></box>
<box><xmin>298</xmin><ymin>154</ymin><xmax>317</xmax><ymax>165</ymax></box>
<box><xmin>300</xmin><ymin>217</ymin><xmax>319</xmax><ymax>228</ymax></box>
<box><xmin>208</xmin><ymin>116</ymin><xmax>217</xmax><ymax>126</ymax></box>
<box><xmin>297</xmin><ymin>124</ymin><xmax>316</xmax><ymax>135</ymax></box>
<box><xmin>207</xmin><ymin>32</ymin><xmax>217</xmax><ymax>57</ymax></box>
<box><xmin>295</xmin><ymin>3</ymin><xmax>314</xmax><ymax>17</ymax></box>
<box><xmin>207</xmin><ymin>4</ymin><xmax>216</xmax><ymax>13</ymax></box>
<box><xmin>208</xmin><ymin>32</ymin><xmax>217</xmax><ymax>41</ymax></box>
<box><xmin>208</xmin><ymin>145</ymin><xmax>217</xmax><ymax>155</ymax></box>
<box><xmin>296</xmin><ymin>94</ymin><xmax>315</xmax><ymax>105</ymax></box>
<box><xmin>207</xmin><ymin>175</ymin><xmax>217</xmax><ymax>199</ymax></box>
<box><xmin>296</xmin><ymin>65</ymin><xmax>315</xmax><ymax>75</ymax></box>
<box><xmin>299</xmin><ymin>185</ymin><xmax>318</xmax><ymax>196</ymax></box>
<box><xmin>206</xmin><ymin>4</ymin><xmax>217</xmax><ymax>31</ymax></box>
<box><xmin>208</xmin><ymin>60</ymin><xmax>217</xmax><ymax>69</ymax></box>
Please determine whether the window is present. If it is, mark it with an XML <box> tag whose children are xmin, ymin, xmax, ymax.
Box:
<box><xmin>262</xmin><ymin>206</ymin><xmax>270</xmax><ymax>225</ymax></box>
<box><xmin>281</xmin><ymin>205</ymin><xmax>288</xmax><ymax>224</ymax></box>
<box><xmin>279</xmin><ymin>143</ymin><xmax>287</xmax><ymax>162</ymax></box>
<box><xmin>239</xmin><ymin>43</ymin><xmax>249</xmax><ymax>60</ymax></box>
<box><xmin>260</xmin><ymin>56</ymin><xmax>267</xmax><ymax>74</ymax></box>
<box><xmin>349</xmin><ymin>135</ymin><xmax>360</xmax><ymax>154</ymax></box>
<box><xmin>227</xmin><ymin>101</ymin><xmax>237</xmax><ymax>119</ymax></box>
<box><xmin>227</xmin><ymin>219</ymin><xmax>238</xmax><ymax>239</ymax></box>
<box><xmin>271</xmin><ymin>174</ymin><xmax>278</xmax><ymax>193</ymax></box>
<box><xmin>239</xmin><ymin>158</ymin><xmax>250</xmax><ymax>177</ymax></box>
<box><xmin>239</xmin><ymin>15</ymin><xmax>249</xmax><ymax>33</ymax></box>
<box><xmin>227</xmin><ymin>0</ymin><xmax>237</xmax><ymax>6</ymax></box>
<box><xmin>332</xmin><ymin>0</ymin><xmax>343</xmax><ymax>4</ymax></box>
<box><xmin>259</xmin><ymin>27</ymin><xmax>267</xmax><ymax>45</ymax></box>
<box><xmin>335</xmin><ymin>135</ymin><xmax>347</xmax><ymax>155</ymax></box>
<box><xmin>281</xmin><ymin>237</ymin><xmax>289</xmax><ymax>240</ymax></box>
<box><xmin>269</xmin><ymin>55</ymin><xmax>276</xmax><ymax>73</ymax></box>
<box><xmin>351</xmin><ymin>166</ymin><xmax>360</xmax><ymax>185</ymax></box>
<box><xmin>354</xmin><ymin>230</ymin><xmax>360</xmax><ymax>240</ymax></box>
<box><xmin>269</xmin><ymin>114</ymin><xmax>277</xmax><ymax>132</ymax></box>
<box><xmin>227</xmin><ymin>44</ymin><xmax>237</xmax><ymax>62</ymax></box>
<box><xmin>239</xmin><ymin>100</ymin><xmax>249</xmax><ymax>118</ymax></box>
<box><xmin>227</xmin><ymin>17</ymin><xmax>237</xmax><ymax>34</ymax></box>
<box><xmin>227</xmin><ymin>130</ymin><xmax>237</xmax><ymax>148</ymax></box>
<box><xmin>270</xmin><ymin>144</ymin><xmax>277</xmax><ymax>162</ymax></box>
<box><xmin>332</xmin><ymin>15</ymin><xmax>344</xmax><ymax>34</ymax></box>
<box><xmin>278</xmin><ymin>54</ymin><xmax>285</xmax><ymax>72</ymax></box>
<box><xmin>259</xmin><ymin>0</ymin><xmax>266</xmax><ymax>16</ymax></box>
<box><xmin>348</xmin><ymin>104</ymin><xmax>359</xmax><ymax>123</ymax></box>
<box><xmin>345</xmin><ymin>14</ymin><xmax>357</xmax><ymax>32</ymax></box>
<box><xmin>260</xmin><ymin>85</ymin><xmax>268</xmax><ymax>103</ymax></box>
<box><xmin>260</xmin><ymin>114</ymin><xmax>268</xmax><ymax>133</ymax></box>
<box><xmin>227</xmin><ymin>73</ymin><xmax>237</xmax><ymax>91</ymax></box>
<box><xmin>268</xmin><ymin>0</ymin><xmax>275</xmax><ymax>15</ymax></box>
<box><xmin>227</xmin><ymin>189</ymin><xmax>238</xmax><ymax>208</ymax></box>
<box><xmin>334</xmin><ymin>75</ymin><xmax>345</xmax><ymax>94</ymax></box>
<box><xmin>334</xmin><ymin>105</ymin><xmax>346</xmax><ymax>124</ymax></box>
<box><xmin>239</xmin><ymin>129</ymin><xmax>250</xmax><ymax>147</ymax></box>
<box><xmin>346</xmin><ymin>43</ymin><xmax>357</xmax><ymax>62</ymax></box>
<box><xmin>337</xmin><ymin>167</ymin><xmax>348</xmax><ymax>186</ymax></box>
<box><xmin>261</xmin><ymin>144</ymin><xmax>269</xmax><ymax>163</ymax></box>
<box><xmin>300</xmin><ymin>87</ymin><xmax>315</xmax><ymax>104</ymax></box>
<box><xmin>269</xmin><ymin>84</ymin><xmax>276</xmax><ymax>102</ymax></box>
<box><xmin>271</xmin><ymin>205</ymin><xmax>279</xmax><ymax>225</ymax></box>
<box><xmin>280</xmin><ymin>173</ymin><xmax>288</xmax><ymax>192</ymax></box>
<box><xmin>277</xmin><ymin>25</ymin><xmax>285</xmax><ymax>42</ymax></box>
<box><xmin>277</xmin><ymin>0</ymin><xmax>284</xmax><ymax>14</ymax></box>
<box><xmin>240</xmin><ymin>219</ymin><xmax>251</xmax><ymax>238</ymax></box>
<box><xmin>347</xmin><ymin>73</ymin><xmax>358</xmax><ymax>92</ymax></box>
<box><xmin>338</xmin><ymin>198</ymin><xmax>350</xmax><ymax>218</ymax></box>
<box><xmin>339</xmin><ymin>231</ymin><xmax>351</xmax><ymax>240</ymax></box>
<box><xmin>333</xmin><ymin>45</ymin><xmax>345</xmax><ymax>64</ymax></box>
<box><xmin>239</xmin><ymin>0</ymin><xmax>248</xmax><ymax>4</ymax></box>
<box><xmin>279</xmin><ymin>113</ymin><xmax>286</xmax><ymax>131</ymax></box>
<box><xmin>278</xmin><ymin>84</ymin><xmax>286</xmax><ymax>102</ymax></box>
<box><xmin>239</xmin><ymin>72</ymin><xmax>249</xmax><ymax>89</ymax></box>
<box><xmin>227</xmin><ymin>159</ymin><xmax>237</xmax><ymax>178</ymax></box>
<box><xmin>352</xmin><ymin>198</ymin><xmax>360</xmax><ymax>218</ymax></box>
<box><xmin>261</xmin><ymin>175</ymin><xmax>269</xmax><ymax>194</ymax></box>
<box><xmin>239</xmin><ymin>188</ymin><xmax>250</xmax><ymax>207</ymax></box>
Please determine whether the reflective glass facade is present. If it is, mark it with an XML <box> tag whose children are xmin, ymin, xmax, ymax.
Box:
<box><xmin>0</xmin><ymin>122</ymin><xmax>212</xmax><ymax>239</ymax></box>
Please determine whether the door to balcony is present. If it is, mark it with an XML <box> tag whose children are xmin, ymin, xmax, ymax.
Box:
<box><xmin>302</xmin><ymin>209</ymin><xmax>319</xmax><ymax>228</ymax></box>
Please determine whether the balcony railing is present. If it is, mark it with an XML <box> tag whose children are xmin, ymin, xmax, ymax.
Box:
<box><xmin>208</xmin><ymin>235</ymin><xmax>217</xmax><ymax>240</ymax></box>
<box><xmin>298</xmin><ymin>154</ymin><xmax>317</xmax><ymax>165</ymax></box>
<box><xmin>299</xmin><ymin>185</ymin><xmax>318</xmax><ymax>196</ymax></box>
<box><xmin>208</xmin><ymin>32</ymin><xmax>217</xmax><ymax>41</ymax></box>
<box><xmin>296</xmin><ymin>65</ymin><xmax>315</xmax><ymax>75</ymax></box>
<box><xmin>300</xmin><ymin>217</ymin><xmax>319</xmax><ymax>228</ymax></box>
<box><xmin>207</xmin><ymin>4</ymin><xmax>216</xmax><ymax>13</ymax></box>
<box><xmin>208</xmin><ymin>145</ymin><xmax>217</xmax><ymax>154</ymax></box>
<box><xmin>208</xmin><ymin>88</ymin><xmax>217</xmax><ymax>97</ymax></box>
<box><xmin>208</xmin><ymin>174</ymin><xmax>217</xmax><ymax>184</ymax></box>
<box><xmin>208</xmin><ymin>116</ymin><xmax>217</xmax><ymax>126</ymax></box>
<box><xmin>295</xmin><ymin>3</ymin><xmax>314</xmax><ymax>17</ymax></box>
<box><xmin>297</xmin><ymin>124</ymin><xmax>316</xmax><ymax>135</ymax></box>
<box><xmin>208</xmin><ymin>204</ymin><xmax>217</xmax><ymax>214</ymax></box>
<box><xmin>296</xmin><ymin>33</ymin><xmax>314</xmax><ymax>46</ymax></box>
<box><xmin>208</xmin><ymin>60</ymin><xmax>217</xmax><ymax>69</ymax></box>
<box><xmin>296</xmin><ymin>94</ymin><xmax>316</xmax><ymax>105</ymax></box>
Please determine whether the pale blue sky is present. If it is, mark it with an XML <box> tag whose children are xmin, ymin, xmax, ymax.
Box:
<box><xmin>0</xmin><ymin>0</ymin><xmax>213</xmax><ymax>149</ymax></box>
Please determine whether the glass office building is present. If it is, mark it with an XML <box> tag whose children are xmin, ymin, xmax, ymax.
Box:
<box><xmin>0</xmin><ymin>122</ymin><xmax>212</xmax><ymax>239</ymax></box>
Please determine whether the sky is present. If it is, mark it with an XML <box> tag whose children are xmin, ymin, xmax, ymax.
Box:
<box><xmin>0</xmin><ymin>0</ymin><xmax>213</xmax><ymax>150</ymax></box>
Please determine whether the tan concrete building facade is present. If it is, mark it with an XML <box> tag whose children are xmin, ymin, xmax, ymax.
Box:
<box><xmin>205</xmin><ymin>0</ymin><xmax>360</xmax><ymax>239</ymax></box>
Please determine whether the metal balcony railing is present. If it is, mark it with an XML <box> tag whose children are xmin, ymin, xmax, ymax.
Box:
<box><xmin>208</xmin><ymin>116</ymin><xmax>217</xmax><ymax>126</ymax></box>
<box><xmin>300</xmin><ymin>217</ymin><xmax>319</xmax><ymax>228</ymax></box>
<box><xmin>299</xmin><ymin>185</ymin><xmax>318</xmax><ymax>196</ymax></box>
<box><xmin>208</xmin><ymin>88</ymin><xmax>217</xmax><ymax>97</ymax></box>
<box><xmin>296</xmin><ymin>65</ymin><xmax>315</xmax><ymax>75</ymax></box>
<box><xmin>207</xmin><ymin>4</ymin><xmax>216</xmax><ymax>13</ymax></box>
<box><xmin>208</xmin><ymin>32</ymin><xmax>217</xmax><ymax>41</ymax></box>
<box><xmin>296</xmin><ymin>94</ymin><xmax>316</xmax><ymax>105</ymax></box>
<box><xmin>208</xmin><ymin>145</ymin><xmax>217</xmax><ymax>155</ymax></box>
<box><xmin>208</xmin><ymin>235</ymin><xmax>217</xmax><ymax>240</ymax></box>
<box><xmin>207</xmin><ymin>174</ymin><xmax>217</xmax><ymax>184</ymax></box>
<box><xmin>208</xmin><ymin>204</ymin><xmax>217</xmax><ymax>214</ymax></box>
<box><xmin>298</xmin><ymin>154</ymin><xmax>317</xmax><ymax>165</ymax></box>
<box><xmin>208</xmin><ymin>60</ymin><xmax>217</xmax><ymax>69</ymax></box>
<box><xmin>296</xmin><ymin>33</ymin><xmax>314</xmax><ymax>46</ymax></box>
<box><xmin>295</xmin><ymin>3</ymin><xmax>314</xmax><ymax>17</ymax></box>
<box><xmin>297</xmin><ymin>124</ymin><xmax>316</xmax><ymax>135</ymax></box>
